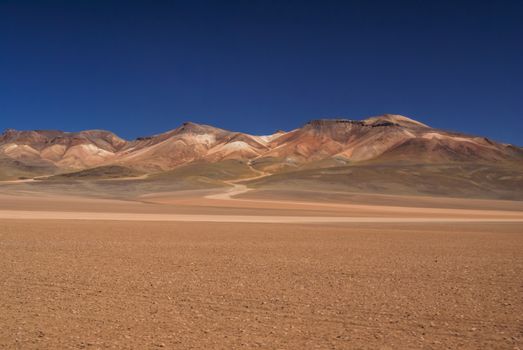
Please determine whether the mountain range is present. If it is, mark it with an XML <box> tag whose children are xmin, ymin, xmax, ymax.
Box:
<box><xmin>1</xmin><ymin>114</ymin><xmax>522</xmax><ymax>199</ymax></box>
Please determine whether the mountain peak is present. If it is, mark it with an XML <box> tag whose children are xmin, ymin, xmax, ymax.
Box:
<box><xmin>182</xmin><ymin>121</ymin><xmax>199</xmax><ymax>127</ymax></box>
<box><xmin>305</xmin><ymin>119</ymin><xmax>365</xmax><ymax>130</ymax></box>
<box><xmin>173</xmin><ymin>121</ymin><xmax>220</xmax><ymax>135</ymax></box>
<box><xmin>304</xmin><ymin>115</ymin><xmax>428</xmax><ymax>129</ymax></box>
<box><xmin>364</xmin><ymin>114</ymin><xmax>429</xmax><ymax>128</ymax></box>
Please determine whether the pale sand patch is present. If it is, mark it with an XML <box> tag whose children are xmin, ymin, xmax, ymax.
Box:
<box><xmin>0</xmin><ymin>210</ymin><xmax>522</xmax><ymax>223</ymax></box>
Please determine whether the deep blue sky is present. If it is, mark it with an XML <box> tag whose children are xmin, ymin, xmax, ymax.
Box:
<box><xmin>1</xmin><ymin>0</ymin><xmax>522</xmax><ymax>144</ymax></box>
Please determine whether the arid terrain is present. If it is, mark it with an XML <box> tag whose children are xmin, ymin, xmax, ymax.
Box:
<box><xmin>1</xmin><ymin>115</ymin><xmax>522</xmax><ymax>348</ymax></box>
<box><xmin>0</xmin><ymin>178</ymin><xmax>522</xmax><ymax>349</ymax></box>
<box><xmin>3</xmin><ymin>0</ymin><xmax>523</xmax><ymax>345</ymax></box>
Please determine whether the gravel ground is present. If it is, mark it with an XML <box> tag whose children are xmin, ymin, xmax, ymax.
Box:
<box><xmin>1</xmin><ymin>220</ymin><xmax>521</xmax><ymax>349</ymax></box>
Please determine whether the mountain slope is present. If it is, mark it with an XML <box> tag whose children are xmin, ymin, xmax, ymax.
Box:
<box><xmin>113</xmin><ymin>122</ymin><xmax>281</xmax><ymax>171</ymax></box>
<box><xmin>1</xmin><ymin>115</ymin><xmax>521</xmax><ymax>183</ymax></box>
<box><xmin>252</xmin><ymin>115</ymin><xmax>521</xmax><ymax>171</ymax></box>
<box><xmin>0</xmin><ymin>156</ymin><xmax>57</xmax><ymax>180</ymax></box>
<box><xmin>0</xmin><ymin>129</ymin><xmax>126</xmax><ymax>171</ymax></box>
<box><xmin>245</xmin><ymin>162</ymin><xmax>523</xmax><ymax>200</ymax></box>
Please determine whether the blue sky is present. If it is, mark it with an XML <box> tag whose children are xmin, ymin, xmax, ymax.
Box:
<box><xmin>1</xmin><ymin>0</ymin><xmax>522</xmax><ymax>144</ymax></box>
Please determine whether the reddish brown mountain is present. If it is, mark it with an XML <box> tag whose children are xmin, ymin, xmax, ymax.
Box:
<box><xmin>1</xmin><ymin>115</ymin><xmax>521</xmax><ymax>179</ymax></box>
<box><xmin>253</xmin><ymin>115</ymin><xmax>521</xmax><ymax>171</ymax></box>
<box><xmin>113</xmin><ymin>122</ymin><xmax>278</xmax><ymax>171</ymax></box>
<box><xmin>0</xmin><ymin>129</ymin><xmax>126</xmax><ymax>170</ymax></box>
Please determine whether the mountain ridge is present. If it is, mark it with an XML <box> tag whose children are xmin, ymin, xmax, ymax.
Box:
<box><xmin>1</xmin><ymin>114</ymin><xmax>522</xmax><ymax>179</ymax></box>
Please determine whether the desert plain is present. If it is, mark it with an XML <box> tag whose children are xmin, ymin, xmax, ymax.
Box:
<box><xmin>0</xmin><ymin>178</ymin><xmax>522</xmax><ymax>350</ymax></box>
<box><xmin>2</xmin><ymin>0</ymin><xmax>523</xmax><ymax>345</ymax></box>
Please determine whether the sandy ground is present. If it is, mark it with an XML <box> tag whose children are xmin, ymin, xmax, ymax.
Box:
<box><xmin>0</xmin><ymin>188</ymin><xmax>522</xmax><ymax>222</ymax></box>
<box><xmin>0</xmin><ymin>220</ymin><xmax>522</xmax><ymax>349</ymax></box>
<box><xmin>0</xmin><ymin>183</ymin><xmax>522</xmax><ymax>348</ymax></box>
<box><xmin>1</xmin><ymin>209</ymin><xmax>522</xmax><ymax>223</ymax></box>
